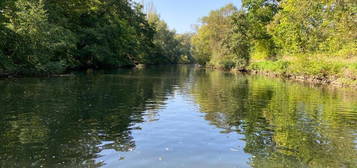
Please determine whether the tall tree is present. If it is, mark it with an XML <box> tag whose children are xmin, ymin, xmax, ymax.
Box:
<box><xmin>242</xmin><ymin>0</ymin><xmax>280</xmax><ymax>60</ymax></box>
<box><xmin>191</xmin><ymin>4</ymin><xmax>238</xmax><ymax>67</ymax></box>
<box><xmin>222</xmin><ymin>11</ymin><xmax>251</xmax><ymax>70</ymax></box>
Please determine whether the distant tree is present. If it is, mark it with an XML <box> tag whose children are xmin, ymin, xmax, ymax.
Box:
<box><xmin>148</xmin><ymin>12</ymin><xmax>193</xmax><ymax>64</ymax></box>
<box><xmin>191</xmin><ymin>4</ymin><xmax>238</xmax><ymax>67</ymax></box>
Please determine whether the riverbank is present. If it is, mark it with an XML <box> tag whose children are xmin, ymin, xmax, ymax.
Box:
<box><xmin>0</xmin><ymin>64</ymin><xmax>187</xmax><ymax>79</ymax></box>
<box><xmin>3</xmin><ymin>60</ymin><xmax>357</xmax><ymax>88</ymax></box>
<box><xmin>246</xmin><ymin>56</ymin><xmax>357</xmax><ymax>88</ymax></box>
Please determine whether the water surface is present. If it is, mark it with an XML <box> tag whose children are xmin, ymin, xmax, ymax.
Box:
<box><xmin>0</xmin><ymin>65</ymin><xmax>357</xmax><ymax>168</ymax></box>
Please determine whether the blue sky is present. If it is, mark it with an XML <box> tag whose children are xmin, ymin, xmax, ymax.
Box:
<box><xmin>137</xmin><ymin>0</ymin><xmax>242</xmax><ymax>34</ymax></box>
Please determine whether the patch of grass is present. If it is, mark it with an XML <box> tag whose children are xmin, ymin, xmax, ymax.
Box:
<box><xmin>249</xmin><ymin>55</ymin><xmax>357</xmax><ymax>81</ymax></box>
<box><xmin>288</xmin><ymin>58</ymin><xmax>345</xmax><ymax>77</ymax></box>
<box><xmin>248</xmin><ymin>60</ymin><xmax>290</xmax><ymax>74</ymax></box>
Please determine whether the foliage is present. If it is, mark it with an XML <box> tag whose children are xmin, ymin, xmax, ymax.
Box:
<box><xmin>175</xmin><ymin>33</ymin><xmax>194</xmax><ymax>64</ymax></box>
<box><xmin>268</xmin><ymin>0</ymin><xmax>357</xmax><ymax>55</ymax></box>
<box><xmin>192</xmin><ymin>0</ymin><xmax>356</xmax><ymax>80</ymax></box>
<box><xmin>147</xmin><ymin>12</ymin><xmax>193</xmax><ymax>64</ymax></box>
<box><xmin>222</xmin><ymin>11</ymin><xmax>251</xmax><ymax>70</ymax></box>
<box><xmin>248</xmin><ymin>60</ymin><xmax>290</xmax><ymax>74</ymax></box>
<box><xmin>191</xmin><ymin>4</ymin><xmax>240</xmax><ymax>68</ymax></box>
<box><xmin>249</xmin><ymin>56</ymin><xmax>357</xmax><ymax>82</ymax></box>
<box><xmin>0</xmin><ymin>0</ymin><xmax>191</xmax><ymax>75</ymax></box>
<box><xmin>1</xmin><ymin>0</ymin><xmax>76</xmax><ymax>75</ymax></box>
<box><xmin>191</xmin><ymin>2</ymin><xmax>276</xmax><ymax>69</ymax></box>
<box><xmin>242</xmin><ymin>0</ymin><xmax>280</xmax><ymax>60</ymax></box>
<box><xmin>191</xmin><ymin>25</ymin><xmax>212</xmax><ymax>65</ymax></box>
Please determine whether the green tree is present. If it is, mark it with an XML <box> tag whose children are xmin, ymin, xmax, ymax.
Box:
<box><xmin>147</xmin><ymin>12</ymin><xmax>193</xmax><ymax>64</ymax></box>
<box><xmin>0</xmin><ymin>0</ymin><xmax>190</xmax><ymax>75</ymax></box>
<box><xmin>191</xmin><ymin>25</ymin><xmax>212</xmax><ymax>65</ymax></box>
<box><xmin>222</xmin><ymin>11</ymin><xmax>251</xmax><ymax>70</ymax></box>
<box><xmin>243</xmin><ymin>0</ymin><xmax>280</xmax><ymax>60</ymax></box>
<box><xmin>268</xmin><ymin>0</ymin><xmax>357</xmax><ymax>56</ymax></box>
<box><xmin>3</xmin><ymin>0</ymin><xmax>76</xmax><ymax>74</ymax></box>
<box><xmin>175</xmin><ymin>33</ymin><xmax>194</xmax><ymax>63</ymax></box>
<box><xmin>191</xmin><ymin>4</ymin><xmax>238</xmax><ymax>67</ymax></box>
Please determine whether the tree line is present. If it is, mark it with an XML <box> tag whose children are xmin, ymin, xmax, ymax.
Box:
<box><xmin>1</xmin><ymin>0</ymin><xmax>355</xmax><ymax>79</ymax></box>
<box><xmin>192</xmin><ymin>0</ymin><xmax>357</xmax><ymax>78</ymax></box>
<box><xmin>0</xmin><ymin>0</ymin><xmax>192</xmax><ymax>75</ymax></box>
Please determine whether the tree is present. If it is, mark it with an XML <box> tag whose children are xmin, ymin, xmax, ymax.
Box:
<box><xmin>268</xmin><ymin>0</ymin><xmax>357</xmax><ymax>56</ymax></box>
<box><xmin>0</xmin><ymin>0</ymin><xmax>189</xmax><ymax>75</ymax></box>
<box><xmin>147</xmin><ymin>12</ymin><xmax>193</xmax><ymax>64</ymax></box>
<box><xmin>242</xmin><ymin>0</ymin><xmax>280</xmax><ymax>60</ymax></box>
<box><xmin>191</xmin><ymin>4</ymin><xmax>238</xmax><ymax>67</ymax></box>
<box><xmin>2</xmin><ymin>0</ymin><xmax>76</xmax><ymax>74</ymax></box>
<box><xmin>175</xmin><ymin>33</ymin><xmax>194</xmax><ymax>63</ymax></box>
<box><xmin>222</xmin><ymin>11</ymin><xmax>251</xmax><ymax>70</ymax></box>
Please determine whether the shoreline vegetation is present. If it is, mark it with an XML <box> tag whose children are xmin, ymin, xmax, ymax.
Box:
<box><xmin>247</xmin><ymin>57</ymin><xmax>357</xmax><ymax>88</ymax></box>
<box><xmin>201</xmin><ymin>54</ymin><xmax>357</xmax><ymax>88</ymax></box>
<box><xmin>0</xmin><ymin>0</ymin><xmax>193</xmax><ymax>76</ymax></box>
<box><xmin>191</xmin><ymin>0</ymin><xmax>356</xmax><ymax>88</ymax></box>
<box><xmin>1</xmin><ymin>0</ymin><xmax>356</xmax><ymax>88</ymax></box>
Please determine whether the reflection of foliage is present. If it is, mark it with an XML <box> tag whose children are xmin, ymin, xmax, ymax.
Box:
<box><xmin>192</xmin><ymin>70</ymin><xmax>357</xmax><ymax>167</ymax></box>
<box><xmin>0</xmin><ymin>66</ymin><xmax>191</xmax><ymax>167</ymax></box>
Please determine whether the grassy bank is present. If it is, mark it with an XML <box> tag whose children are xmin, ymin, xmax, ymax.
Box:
<box><xmin>248</xmin><ymin>55</ymin><xmax>357</xmax><ymax>87</ymax></box>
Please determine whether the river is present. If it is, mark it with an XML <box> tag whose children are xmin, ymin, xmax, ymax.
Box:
<box><xmin>0</xmin><ymin>65</ymin><xmax>356</xmax><ymax>168</ymax></box>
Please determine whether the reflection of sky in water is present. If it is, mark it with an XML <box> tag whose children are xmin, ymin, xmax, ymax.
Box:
<box><xmin>0</xmin><ymin>66</ymin><xmax>356</xmax><ymax>168</ymax></box>
<box><xmin>97</xmin><ymin>92</ymin><xmax>250</xmax><ymax>168</ymax></box>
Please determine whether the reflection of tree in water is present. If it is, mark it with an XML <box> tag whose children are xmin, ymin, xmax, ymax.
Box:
<box><xmin>192</xmin><ymin>70</ymin><xmax>357</xmax><ymax>168</ymax></box>
<box><xmin>0</xmin><ymin>66</ymin><xmax>192</xmax><ymax>167</ymax></box>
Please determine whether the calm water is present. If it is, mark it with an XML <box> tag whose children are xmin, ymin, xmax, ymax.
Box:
<box><xmin>0</xmin><ymin>65</ymin><xmax>357</xmax><ymax>168</ymax></box>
